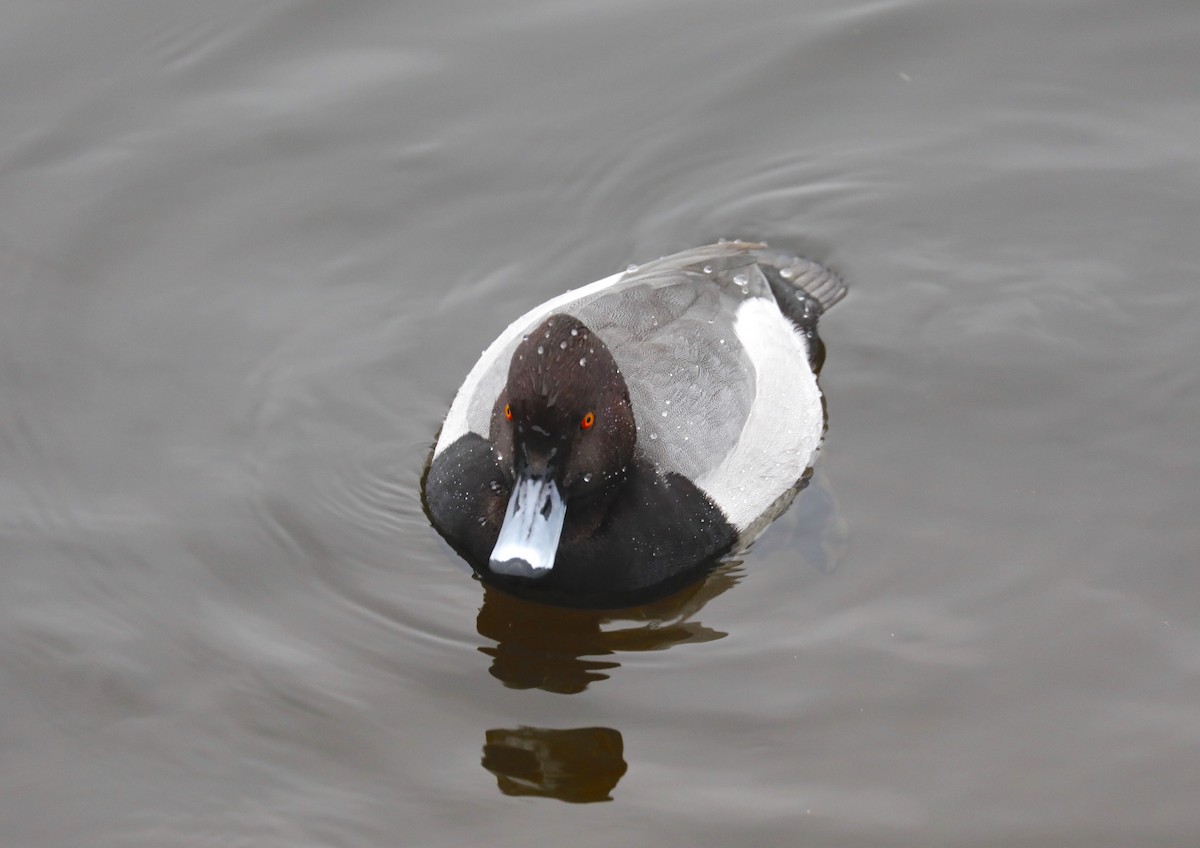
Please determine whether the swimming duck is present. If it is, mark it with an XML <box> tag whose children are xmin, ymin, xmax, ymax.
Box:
<box><xmin>424</xmin><ymin>241</ymin><xmax>845</xmax><ymax>606</ymax></box>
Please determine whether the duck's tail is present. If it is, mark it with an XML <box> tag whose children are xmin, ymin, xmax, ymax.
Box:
<box><xmin>755</xmin><ymin>249</ymin><xmax>847</xmax><ymax>316</ymax></box>
<box><xmin>753</xmin><ymin>249</ymin><xmax>846</xmax><ymax>373</ymax></box>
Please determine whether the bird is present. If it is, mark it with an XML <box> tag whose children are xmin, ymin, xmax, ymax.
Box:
<box><xmin>424</xmin><ymin>241</ymin><xmax>846</xmax><ymax>606</ymax></box>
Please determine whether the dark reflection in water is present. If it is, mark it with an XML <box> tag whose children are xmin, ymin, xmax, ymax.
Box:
<box><xmin>476</xmin><ymin>563</ymin><xmax>741</xmax><ymax>693</ymax></box>
<box><xmin>482</xmin><ymin>726</ymin><xmax>627</xmax><ymax>803</ymax></box>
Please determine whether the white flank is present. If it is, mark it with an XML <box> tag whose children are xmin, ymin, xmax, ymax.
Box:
<box><xmin>694</xmin><ymin>297</ymin><xmax>824</xmax><ymax>532</ymax></box>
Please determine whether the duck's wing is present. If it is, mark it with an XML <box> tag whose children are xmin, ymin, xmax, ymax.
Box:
<box><xmin>569</xmin><ymin>246</ymin><xmax>764</xmax><ymax>485</ymax></box>
<box><xmin>578</xmin><ymin>242</ymin><xmax>838</xmax><ymax>535</ymax></box>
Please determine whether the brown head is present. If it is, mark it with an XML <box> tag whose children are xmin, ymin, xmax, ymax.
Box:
<box><xmin>486</xmin><ymin>313</ymin><xmax>637</xmax><ymax>576</ymax></box>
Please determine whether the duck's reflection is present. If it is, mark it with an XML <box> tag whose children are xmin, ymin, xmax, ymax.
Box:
<box><xmin>476</xmin><ymin>562</ymin><xmax>741</xmax><ymax>693</ymax></box>
<box><xmin>482</xmin><ymin>725</ymin><xmax>626</xmax><ymax>803</ymax></box>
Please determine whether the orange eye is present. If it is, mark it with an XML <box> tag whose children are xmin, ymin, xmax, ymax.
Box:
<box><xmin>504</xmin><ymin>403</ymin><xmax>512</xmax><ymax>421</ymax></box>
<box><xmin>580</xmin><ymin>411</ymin><xmax>595</xmax><ymax>430</ymax></box>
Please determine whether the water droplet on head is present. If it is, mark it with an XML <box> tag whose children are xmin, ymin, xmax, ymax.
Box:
<box><xmin>649</xmin><ymin>433</ymin><xmax>658</xmax><ymax>441</ymax></box>
<box><xmin>661</xmin><ymin>410</ymin><xmax>668</xmax><ymax>417</ymax></box>
<box><xmin>578</xmin><ymin>357</ymin><xmax>587</xmax><ymax>366</ymax></box>
<box><xmin>626</xmin><ymin>263</ymin><xmax>639</xmax><ymax>273</ymax></box>
<box><xmin>583</xmin><ymin>473</ymin><xmax>593</xmax><ymax>483</ymax></box>
<box><xmin>780</xmin><ymin>267</ymin><xmax>795</xmax><ymax>280</ymax></box>
<box><xmin>570</xmin><ymin>328</ymin><xmax>578</xmax><ymax>336</ymax></box>
<box><xmin>560</xmin><ymin>340</ymin><xmax>568</xmax><ymax>349</ymax></box>
<box><xmin>703</xmin><ymin>264</ymin><xmax>713</xmax><ymax>274</ymax></box>
<box><xmin>733</xmin><ymin>273</ymin><xmax>748</xmax><ymax>286</ymax></box>
<box><xmin>536</xmin><ymin>345</ymin><xmax>544</xmax><ymax>355</ymax></box>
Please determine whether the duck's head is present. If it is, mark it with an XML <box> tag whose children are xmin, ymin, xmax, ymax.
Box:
<box><xmin>487</xmin><ymin>313</ymin><xmax>636</xmax><ymax>578</ymax></box>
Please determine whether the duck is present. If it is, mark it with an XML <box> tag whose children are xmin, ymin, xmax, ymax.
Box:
<box><xmin>423</xmin><ymin>241</ymin><xmax>846</xmax><ymax>606</ymax></box>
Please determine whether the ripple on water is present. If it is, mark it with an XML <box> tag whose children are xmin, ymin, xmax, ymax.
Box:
<box><xmin>248</xmin><ymin>436</ymin><xmax>483</xmax><ymax>657</ymax></box>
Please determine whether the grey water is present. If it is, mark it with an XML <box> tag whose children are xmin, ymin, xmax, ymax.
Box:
<box><xmin>2</xmin><ymin>1</ymin><xmax>1199</xmax><ymax>845</ymax></box>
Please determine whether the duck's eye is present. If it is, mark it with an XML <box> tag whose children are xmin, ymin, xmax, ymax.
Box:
<box><xmin>580</xmin><ymin>411</ymin><xmax>595</xmax><ymax>430</ymax></box>
<box><xmin>504</xmin><ymin>403</ymin><xmax>512</xmax><ymax>422</ymax></box>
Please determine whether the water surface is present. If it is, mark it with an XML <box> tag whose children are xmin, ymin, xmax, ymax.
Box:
<box><xmin>2</xmin><ymin>1</ymin><xmax>1199</xmax><ymax>845</ymax></box>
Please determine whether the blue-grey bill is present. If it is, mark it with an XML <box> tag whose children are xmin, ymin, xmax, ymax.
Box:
<box><xmin>489</xmin><ymin>473</ymin><xmax>567</xmax><ymax>578</ymax></box>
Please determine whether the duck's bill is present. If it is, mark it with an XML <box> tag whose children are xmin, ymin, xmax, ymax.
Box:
<box><xmin>489</xmin><ymin>472</ymin><xmax>566</xmax><ymax>578</ymax></box>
